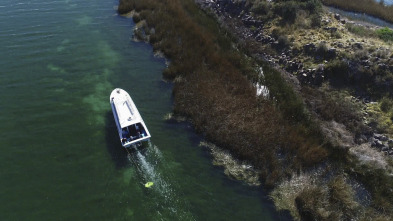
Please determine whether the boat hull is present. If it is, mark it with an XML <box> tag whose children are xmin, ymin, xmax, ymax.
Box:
<box><xmin>110</xmin><ymin>88</ymin><xmax>151</xmax><ymax>148</ymax></box>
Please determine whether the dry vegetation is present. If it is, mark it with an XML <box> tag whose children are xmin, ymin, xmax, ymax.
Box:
<box><xmin>322</xmin><ymin>0</ymin><xmax>393</xmax><ymax>24</ymax></box>
<box><xmin>118</xmin><ymin>0</ymin><xmax>328</xmax><ymax>187</ymax></box>
<box><xmin>118</xmin><ymin>0</ymin><xmax>393</xmax><ymax>220</ymax></box>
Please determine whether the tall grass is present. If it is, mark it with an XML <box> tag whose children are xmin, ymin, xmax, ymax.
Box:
<box><xmin>118</xmin><ymin>0</ymin><xmax>393</xmax><ymax>219</ymax></box>
<box><xmin>322</xmin><ymin>0</ymin><xmax>393</xmax><ymax>24</ymax></box>
<box><xmin>118</xmin><ymin>0</ymin><xmax>328</xmax><ymax>186</ymax></box>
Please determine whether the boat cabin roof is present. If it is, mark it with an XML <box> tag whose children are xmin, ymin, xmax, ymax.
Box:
<box><xmin>111</xmin><ymin>89</ymin><xmax>143</xmax><ymax>128</ymax></box>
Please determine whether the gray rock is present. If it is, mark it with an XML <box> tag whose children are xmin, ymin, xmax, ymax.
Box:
<box><xmin>353</xmin><ymin>42</ymin><xmax>363</xmax><ymax>50</ymax></box>
<box><xmin>381</xmin><ymin>145</ymin><xmax>389</xmax><ymax>152</ymax></box>
<box><xmin>361</xmin><ymin>60</ymin><xmax>371</xmax><ymax>66</ymax></box>
<box><xmin>374</xmin><ymin>133</ymin><xmax>383</xmax><ymax>140</ymax></box>
<box><xmin>380</xmin><ymin>135</ymin><xmax>388</xmax><ymax>141</ymax></box>
<box><xmin>334</xmin><ymin>13</ymin><xmax>341</xmax><ymax>20</ymax></box>
<box><xmin>324</xmin><ymin>27</ymin><xmax>338</xmax><ymax>32</ymax></box>
<box><xmin>376</xmin><ymin>140</ymin><xmax>384</xmax><ymax>148</ymax></box>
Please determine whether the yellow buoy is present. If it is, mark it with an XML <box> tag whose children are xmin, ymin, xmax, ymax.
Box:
<box><xmin>144</xmin><ymin>182</ymin><xmax>154</xmax><ymax>188</ymax></box>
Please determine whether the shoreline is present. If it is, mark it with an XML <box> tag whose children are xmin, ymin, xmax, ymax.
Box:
<box><xmin>325</xmin><ymin>6</ymin><xmax>393</xmax><ymax>29</ymax></box>
<box><xmin>322</xmin><ymin>0</ymin><xmax>393</xmax><ymax>25</ymax></box>
<box><xmin>118</xmin><ymin>0</ymin><xmax>393</xmax><ymax>220</ymax></box>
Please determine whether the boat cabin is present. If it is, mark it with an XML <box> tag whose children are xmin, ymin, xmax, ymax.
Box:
<box><xmin>110</xmin><ymin>88</ymin><xmax>151</xmax><ymax>148</ymax></box>
<box><xmin>121</xmin><ymin>123</ymin><xmax>149</xmax><ymax>145</ymax></box>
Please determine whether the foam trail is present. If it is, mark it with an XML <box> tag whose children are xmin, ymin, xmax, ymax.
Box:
<box><xmin>130</xmin><ymin>146</ymin><xmax>195</xmax><ymax>220</ymax></box>
<box><xmin>150</xmin><ymin>142</ymin><xmax>163</xmax><ymax>159</ymax></box>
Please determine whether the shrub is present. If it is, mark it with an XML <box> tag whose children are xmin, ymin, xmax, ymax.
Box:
<box><xmin>117</xmin><ymin>0</ymin><xmax>134</xmax><ymax>14</ymax></box>
<box><xmin>295</xmin><ymin>186</ymin><xmax>330</xmax><ymax>220</ymax></box>
<box><xmin>346</xmin><ymin>23</ymin><xmax>377</xmax><ymax>38</ymax></box>
<box><xmin>277</xmin><ymin>35</ymin><xmax>291</xmax><ymax>49</ymax></box>
<box><xmin>274</xmin><ymin>1</ymin><xmax>298</xmax><ymax>23</ymax></box>
<box><xmin>328</xmin><ymin>176</ymin><xmax>360</xmax><ymax>219</ymax></box>
<box><xmin>132</xmin><ymin>13</ymin><xmax>141</xmax><ymax>23</ymax></box>
<box><xmin>302</xmin><ymin>85</ymin><xmax>367</xmax><ymax>136</ymax></box>
<box><xmin>380</xmin><ymin>97</ymin><xmax>393</xmax><ymax>112</ymax></box>
<box><xmin>322</xmin><ymin>0</ymin><xmax>393</xmax><ymax>24</ymax></box>
<box><xmin>271</xmin><ymin>28</ymin><xmax>283</xmax><ymax>40</ymax></box>
<box><xmin>251</xmin><ymin>0</ymin><xmax>269</xmax><ymax>15</ymax></box>
<box><xmin>376</xmin><ymin>27</ymin><xmax>393</xmax><ymax>42</ymax></box>
<box><xmin>324</xmin><ymin>59</ymin><xmax>350</xmax><ymax>84</ymax></box>
<box><xmin>315</xmin><ymin>42</ymin><xmax>328</xmax><ymax>60</ymax></box>
<box><xmin>354</xmin><ymin>49</ymin><xmax>368</xmax><ymax>61</ymax></box>
<box><xmin>305</xmin><ymin>0</ymin><xmax>322</xmax><ymax>14</ymax></box>
<box><xmin>310</xmin><ymin>14</ymin><xmax>321</xmax><ymax>28</ymax></box>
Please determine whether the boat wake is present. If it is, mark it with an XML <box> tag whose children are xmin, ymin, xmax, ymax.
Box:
<box><xmin>128</xmin><ymin>142</ymin><xmax>195</xmax><ymax>220</ymax></box>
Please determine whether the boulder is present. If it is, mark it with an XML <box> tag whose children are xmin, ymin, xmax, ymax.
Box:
<box><xmin>381</xmin><ymin>135</ymin><xmax>388</xmax><ymax>141</ymax></box>
<box><xmin>374</xmin><ymin>133</ymin><xmax>388</xmax><ymax>141</ymax></box>
<box><xmin>352</xmin><ymin>42</ymin><xmax>363</xmax><ymax>50</ymax></box>
<box><xmin>304</xmin><ymin>43</ymin><xmax>316</xmax><ymax>54</ymax></box>
<box><xmin>381</xmin><ymin>145</ymin><xmax>389</xmax><ymax>152</ymax></box>
<box><xmin>324</xmin><ymin>27</ymin><xmax>338</xmax><ymax>32</ymax></box>
<box><xmin>375</xmin><ymin>140</ymin><xmax>384</xmax><ymax>148</ymax></box>
<box><xmin>334</xmin><ymin>13</ymin><xmax>341</xmax><ymax>20</ymax></box>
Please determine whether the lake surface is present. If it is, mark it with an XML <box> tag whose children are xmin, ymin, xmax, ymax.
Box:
<box><xmin>328</xmin><ymin>5</ymin><xmax>393</xmax><ymax>28</ymax></box>
<box><xmin>0</xmin><ymin>0</ymin><xmax>290</xmax><ymax>220</ymax></box>
<box><xmin>381</xmin><ymin>0</ymin><xmax>393</xmax><ymax>5</ymax></box>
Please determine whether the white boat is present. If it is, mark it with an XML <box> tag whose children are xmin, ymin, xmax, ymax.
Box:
<box><xmin>110</xmin><ymin>88</ymin><xmax>151</xmax><ymax>148</ymax></box>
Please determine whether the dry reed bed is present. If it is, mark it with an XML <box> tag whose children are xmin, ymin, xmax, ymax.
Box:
<box><xmin>118</xmin><ymin>0</ymin><xmax>393</xmax><ymax>219</ymax></box>
<box><xmin>118</xmin><ymin>0</ymin><xmax>327</xmax><ymax>187</ymax></box>
<box><xmin>322</xmin><ymin>0</ymin><xmax>393</xmax><ymax>24</ymax></box>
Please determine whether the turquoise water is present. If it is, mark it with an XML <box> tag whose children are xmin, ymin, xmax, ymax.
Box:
<box><xmin>0</xmin><ymin>0</ymin><xmax>290</xmax><ymax>220</ymax></box>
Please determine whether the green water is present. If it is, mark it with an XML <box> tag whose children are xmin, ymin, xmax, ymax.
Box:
<box><xmin>0</xmin><ymin>0</ymin><xmax>290</xmax><ymax>220</ymax></box>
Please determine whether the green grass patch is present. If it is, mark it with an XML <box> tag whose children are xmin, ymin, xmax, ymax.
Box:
<box><xmin>376</xmin><ymin>27</ymin><xmax>393</xmax><ymax>42</ymax></box>
<box><xmin>346</xmin><ymin>23</ymin><xmax>377</xmax><ymax>38</ymax></box>
<box><xmin>345</xmin><ymin>24</ymin><xmax>393</xmax><ymax>42</ymax></box>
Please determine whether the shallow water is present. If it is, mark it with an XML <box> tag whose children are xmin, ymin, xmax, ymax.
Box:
<box><xmin>328</xmin><ymin>1</ymin><xmax>393</xmax><ymax>28</ymax></box>
<box><xmin>0</xmin><ymin>0</ymin><xmax>291</xmax><ymax>220</ymax></box>
<box><xmin>328</xmin><ymin>6</ymin><xmax>393</xmax><ymax>28</ymax></box>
